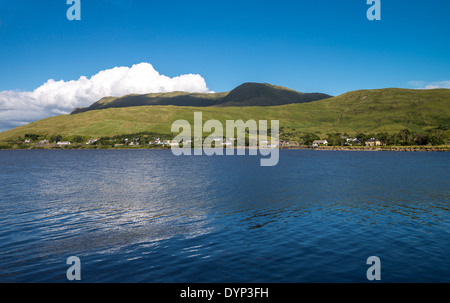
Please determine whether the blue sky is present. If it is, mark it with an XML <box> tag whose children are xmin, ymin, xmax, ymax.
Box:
<box><xmin>0</xmin><ymin>0</ymin><xmax>449</xmax><ymax>130</ymax></box>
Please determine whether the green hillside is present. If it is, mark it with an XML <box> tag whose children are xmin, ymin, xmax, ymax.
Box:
<box><xmin>71</xmin><ymin>82</ymin><xmax>332</xmax><ymax>114</ymax></box>
<box><xmin>0</xmin><ymin>88</ymin><xmax>449</xmax><ymax>142</ymax></box>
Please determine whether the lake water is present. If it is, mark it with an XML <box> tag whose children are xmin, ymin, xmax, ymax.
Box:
<box><xmin>0</xmin><ymin>149</ymin><xmax>449</xmax><ymax>282</ymax></box>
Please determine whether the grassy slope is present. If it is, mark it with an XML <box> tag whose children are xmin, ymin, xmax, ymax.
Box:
<box><xmin>1</xmin><ymin>88</ymin><xmax>449</xmax><ymax>140</ymax></box>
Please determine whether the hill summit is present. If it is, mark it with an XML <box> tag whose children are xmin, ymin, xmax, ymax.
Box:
<box><xmin>71</xmin><ymin>83</ymin><xmax>332</xmax><ymax>114</ymax></box>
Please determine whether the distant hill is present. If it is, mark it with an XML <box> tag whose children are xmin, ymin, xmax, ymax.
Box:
<box><xmin>71</xmin><ymin>83</ymin><xmax>332</xmax><ymax>114</ymax></box>
<box><xmin>1</xmin><ymin>87</ymin><xmax>449</xmax><ymax>142</ymax></box>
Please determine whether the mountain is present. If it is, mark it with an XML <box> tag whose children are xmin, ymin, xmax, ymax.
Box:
<box><xmin>70</xmin><ymin>83</ymin><xmax>332</xmax><ymax>114</ymax></box>
<box><xmin>1</xmin><ymin>88</ymin><xmax>449</xmax><ymax>142</ymax></box>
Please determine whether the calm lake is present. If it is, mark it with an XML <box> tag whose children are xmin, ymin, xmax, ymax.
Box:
<box><xmin>0</xmin><ymin>149</ymin><xmax>449</xmax><ymax>282</ymax></box>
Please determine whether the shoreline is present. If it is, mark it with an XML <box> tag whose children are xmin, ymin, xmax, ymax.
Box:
<box><xmin>1</xmin><ymin>145</ymin><xmax>449</xmax><ymax>152</ymax></box>
<box><xmin>280</xmin><ymin>145</ymin><xmax>450</xmax><ymax>152</ymax></box>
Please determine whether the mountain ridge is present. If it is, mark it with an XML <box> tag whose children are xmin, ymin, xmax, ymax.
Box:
<box><xmin>70</xmin><ymin>82</ymin><xmax>332</xmax><ymax>114</ymax></box>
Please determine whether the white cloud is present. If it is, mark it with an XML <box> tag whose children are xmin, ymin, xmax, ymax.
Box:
<box><xmin>0</xmin><ymin>63</ymin><xmax>211</xmax><ymax>132</ymax></box>
<box><xmin>424</xmin><ymin>81</ymin><xmax>450</xmax><ymax>89</ymax></box>
<box><xmin>409</xmin><ymin>80</ymin><xmax>450</xmax><ymax>89</ymax></box>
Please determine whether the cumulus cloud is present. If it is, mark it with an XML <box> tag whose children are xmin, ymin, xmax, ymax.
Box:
<box><xmin>0</xmin><ymin>62</ymin><xmax>211</xmax><ymax>132</ymax></box>
<box><xmin>409</xmin><ymin>80</ymin><xmax>450</xmax><ymax>90</ymax></box>
<box><xmin>423</xmin><ymin>81</ymin><xmax>450</xmax><ymax>89</ymax></box>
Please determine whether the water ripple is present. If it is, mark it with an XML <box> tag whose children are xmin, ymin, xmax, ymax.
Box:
<box><xmin>0</xmin><ymin>150</ymin><xmax>449</xmax><ymax>282</ymax></box>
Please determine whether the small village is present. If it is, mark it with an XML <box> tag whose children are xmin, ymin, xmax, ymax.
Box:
<box><xmin>12</xmin><ymin>135</ymin><xmax>436</xmax><ymax>151</ymax></box>
<box><xmin>2</xmin><ymin>126</ymin><xmax>446</xmax><ymax>151</ymax></box>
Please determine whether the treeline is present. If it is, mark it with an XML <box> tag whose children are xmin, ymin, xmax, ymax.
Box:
<box><xmin>279</xmin><ymin>126</ymin><xmax>449</xmax><ymax>146</ymax></box>
<box><xmin>326</xmin><ymin>126</ymin><xmax>449</xmax><ymax>146</ymax></box>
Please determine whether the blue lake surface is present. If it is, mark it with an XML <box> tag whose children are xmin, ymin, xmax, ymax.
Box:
<box><xmin>0</xmin><ymin>149</ymin><xmax>449</xmax><ymax>282</ymax></box>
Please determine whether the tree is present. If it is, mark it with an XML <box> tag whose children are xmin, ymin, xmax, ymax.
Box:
<box><xmin>72</xmin><ymin>135</ymin><xmax>83</xmax><ymax>143</ymax></box>
<box><xmin>414</xmin><ymin>133</ymin><xmax>429</xmax><ymax>146</ymax></box>
<box><xmin>356</xmin><ymin>132</ymin><xmax>372</xmax><ymax>143</ymax></box>
<box><xmin>301</xmin><ymin>133</ymin><xmax>320</xmax><ymax>146</ymax></box>
<box><xmin>24</xmin><ymin>134</ymin><xmax>40</xmax><ymax>141</ymax></box>
<box><xmin>376</xmin><ymin>132</ymin><xmax>389</xmax><ymax>145</ymax></box>
<box><xmin>326</xmin><ymin>133</ymin><xmax>345</xmax><ymax>146</ymax></box>
<box><xmin>399</xmin><ymin>129</ymin><xmax>412</xmax><ymax>145</ymax></box>
<box><xmin>427</xmin><ymin>128</ymin><xmax>445</xmax><ymax>145</ymax></box>
<box><xmin>50</xmin><ymin>135</ymin><xmax>62</xmax><ymax>143</ymax></box>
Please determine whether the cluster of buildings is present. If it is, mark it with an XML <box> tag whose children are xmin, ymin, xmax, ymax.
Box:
<box><xmin>22</xmin><ymin>136</ymin><xmax>383</xmax><ymax>148</ymax></box>
<box><xmin>161</xmin><ymin>137</ymin><xmax>279</xmax><ymax>148</ymax></box>
<box><xmin>312</xmin><ymin>137</ymin><xmax>382</xmax><ymax>147</ymax></box>
<box><xmin>148</xmin><ymin>138</ymin><xmax>173</xmax><ymax>146</ymax></box>
<box><xmin>26</xmin><ymin>140</ymin><xmax>70</xmax><ymax>146</ymax></box>
<box><xmin>342</xmin><ymin>136</ymin><xmax>362</xmax><ymax>145</ymax></box>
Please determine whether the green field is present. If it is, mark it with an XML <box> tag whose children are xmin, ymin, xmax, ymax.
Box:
<box><xmin>1</xmin><ymin>88</ymin><xmax>449</xmax><ymax>142</ymax></box>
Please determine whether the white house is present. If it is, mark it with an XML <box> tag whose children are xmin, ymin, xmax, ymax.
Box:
<box><xmin>312</xmin><ymin>140</ymin><xmax>328</xmax><ymax>147</ymax></box>
<box><xmin>38</xmin><ymin>140</ymin><xmax>50</xmax><ymax>145</ymax></box>
<box><xmin>344</xmin><ymin>137</ymin><xmax>361</xmax><ymax>146</ymax></box>
<box><xmin>149</xmin><ymin>138</ymin><xmax>162</xmax><ymax>145</ymax></box>
<box><xmin>57</xmin><ymin>141</ymin><xmax>71</xmax><ymax>146</ymax></box>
